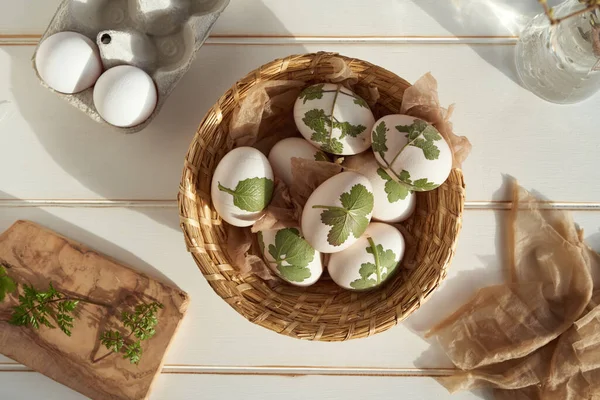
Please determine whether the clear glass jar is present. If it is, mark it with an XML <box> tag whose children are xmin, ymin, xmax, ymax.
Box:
<box><xmin>515</xmin><ymin>0</ymin><xmax>600</xmax><ymax>104</ymax></box>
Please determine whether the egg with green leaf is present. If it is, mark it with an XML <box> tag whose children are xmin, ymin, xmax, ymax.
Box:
<box><xmin>268</xmin><ymin>137</ymin><xmax>329</xmax><ymax>187</ymax></box>
<box><xmin>344</xmin><ymin>153</ymin><xmax>416</xmax><ymax>223</ymax></box>
<box><xmin>371</xmin><ymin>115</ymin><xmax>452</xmax><ymax>192</ymax></box>
<box><xmin>257</xmin><ymin>228</ymin><xmax>323</xmax><ymax>286</ymax></box>
<box><xmin>211</xmin><ymin>147</ymin><xmax>274</xmax><ymax>227</ymax></box>
<box><xmin>293</xmin><ymin>83</ymin><xmax>375</xmax><ymax>155</ymax></box>
<box><xmin>301</xmin><ymin>171</ymin><xmax>374</xmax><ymax>253</ymax></box>
<box><xmin>328</xmin><ymin>222</ymin><xmax>405</xmax><ymax>291</ymax></box>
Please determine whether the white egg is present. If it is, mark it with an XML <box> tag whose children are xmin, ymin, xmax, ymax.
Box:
<box><xmin>93</xmin><ymin>65</ymin><xmax>157</xmax><ymax>127</ymax></box>
<box><xmin>345</xmin><ymin>153</ymin><xmax>416</xmax><ymax>223</ymax></box>
<box><xmin>293</xmin><ymin>83</ymin><xmax>375</xmax><ymax>155</ymax></box>
<box><xmin>35</xmin><ymin>31</ymin><xmax>103</xmax><ymax>94</ymax></box>
<box><xmin>302</xmin><ymin>171</ymin><xmax>374</xmax><ymax>253</ymax></box>
<box><xmin>258</xmin><ymin>227</ymin><xmax>323</xmax><ymax>286</ymax></box>
<box><xmin>268</xmin><ymin>137</ymin><xmax>328</xmax><ymax>187</ymax></box>
<box><xmin>371</xmin><ymin>115</ymin><xmax>452</xmax><ymax>192</ymax></box>
<box><xmin>328</xmin><ymin>222</ymin><xmax>405</xmax><ymax>291</ymax></box>
<box><xmin>211</xmin><ymin>147</ymin><xmax>274</xmax><ymax>227</ymax></box>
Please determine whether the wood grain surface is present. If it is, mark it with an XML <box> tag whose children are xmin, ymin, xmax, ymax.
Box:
<box><xmin>0</xmin><ymin>221</ymin><xmax>189</xmax><ymax>400</ymax></box>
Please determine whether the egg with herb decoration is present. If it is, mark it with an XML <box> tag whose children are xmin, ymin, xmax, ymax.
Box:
<box><xmin>268</xmin><ymin>137</ymin><xmax>329</xmax><ymax>187</ymax></box>
<box><xmin>258</xmin><ymin>227</ymin><xmax>323</xmax><ymax>286</ymax></box>
<box><xmin>345</xmin><ymin>153</ymin><xmax>416</xmax><ymax>223</ymax></box>
<box><xmin>371</xmin><ymin>115</ymin><xmax>452</xmax><ymax>192</ymax></box>
<box><xmin>302</xmin><ymin>171</ymin><xmax>374</xmax><ymax>253</ymax></box>
<box><xmin>294</xmin><ymin>83</ymin><xmax>375</xmax><ymax>155</ymax></box>
<box><xmin>328</xmin><ymin>222</ymin><xmax>405</xmax><ymax>291</ymax></box>
<box><xmin>211</xmin><ymin>147</ymin><xmax>274</xmax><ymax>227</ymax></box>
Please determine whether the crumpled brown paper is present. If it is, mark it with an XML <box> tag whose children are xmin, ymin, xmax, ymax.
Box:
<box><xmin>228</xmin><ymin>80</ymin><xmax>304</xmax><ymax>154</ymax></box>
<box><xmin>251</xmin><ymin>178</ymin><xmax>303</xmax><ymax>233</ymax></box>
<box><xmin>401</xmin><ymin>73</ymin><xmax>471</xmax><ymax>168</ymax></box>
<box><xmin>426</xmin><ymin>182</ymin><xmax>600</xmax><ymax>399</ymax></box>
<box><xmin>290</xmin><ymin>157</ymin><xmax>343</xmax><ymax>207</ymax></box>
<box><xmin>225</xmin><ymin>224</ymin><xmax>274</xmax><ymax>281</ymax></box>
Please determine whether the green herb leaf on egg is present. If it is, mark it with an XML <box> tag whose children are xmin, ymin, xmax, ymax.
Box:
<box><xmin>353</xmin><ymin>97</ymin><xmax>369</xmax><ymax>109</ymax></box>
<box><xmin>267</xmin><ymin>228</ymin><xmax>315</xmax><ymax>283</ymax></box>
<box><xmin>334</xmin><ymin>120</ymin><xmax>366</xmax><ymax>139</ymax></box>
<box><xmin>218</xmin><ymin>177</ymin><xmax>274</xmax><ymax>212</ymax></box>
<box><xmin>350</xmin><ymin>238</ymin><xmax>398</xmax><ymax>290</ymax></box>
<box><xmin>376</xmin><ymin>168</ymin><xmax>411</xmax><ymax>202</ymax></box>
<box><xmin>303</xmin><ymin>109</ymin><xmax>361</xmax><ymax>154</ymax></box>
<box><xmin>394</xmin><ymin>169</ymin><xmax>439</xmax><ymax>191</ymax></box>
<box><xmin>314</xmin><ymin>151</ymin><xmax>329</xmax><ymax>162</ymax></box>
<box><xmin>395</xmin><ymin>119</ymin><xmax>442</xmax><ymax>161</ymax></box>
<box><xmin>313</xmin><ymin>184</ymin><xmax>374</xmax><ymax>246</ymax></box>
<box><xmin>372</xmin><ymin>121</ymin><xmax>389</xmax><ymax>159</ymax></box>
<box><xmin>298</xmin><ymin>84</ymin><xmax>325</xmax><ymax>104</ymax></box>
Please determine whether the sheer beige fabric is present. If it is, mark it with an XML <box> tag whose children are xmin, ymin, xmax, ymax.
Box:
<box><xmin>426</xmin><ymin>183</ymin><xmax>600</xmax><ymax>399</ymax></box>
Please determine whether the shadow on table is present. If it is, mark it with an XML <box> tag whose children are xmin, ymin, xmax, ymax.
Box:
<box><xmin>0</xmin><ymin>191</ymin><xmax>175</xmax><ymax>287</ymax></box>
<box><xmin>5</xmin><ymin>0</ymin><xmax>305</xmax><ymax>232</ymax></box>
<box><xmin>410</xmin><ymin>0</ymin><xmax>562</xmax><ymax>87</ymax></box>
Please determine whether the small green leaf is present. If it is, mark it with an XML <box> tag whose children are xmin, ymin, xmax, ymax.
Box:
<box><xmin>411</xmin><ymin>138</ymin><xmax>440</xmax><ymax>160</ymax></box>
<box><xmin>350</xmin><ymin>239</ymin><xmax>398</xmax><ymax>290</ymax></box>
<box><xmin>334</xmin><ymin>120</ymin><xmax>366</xmax><ymax>139</ymax></box>
<box><xmin>396</xmin><ymin>119</ymin><xmax>442</xmax><ymax>161</ymax></box>
<box><xmin>376</xmin><ymin>168</ymin><xmax>411</xmax><ymax>202</ymax></box>
<box><xmin>353</xmin><ymin>97</ymin><xmax>369</xmax><ymax>109</ymax></box>
<box><xmin>218</xmin><ymin>177</ymin><xmax>274</xmax><ymax>212</ymax></box>
<box><xmin>303</xmin><ymin>109</ymin><xmax>345</xmax><ymax>154</ymax></box>
<box><xmin>123</xmin><ymin>341</ymin><xmax>142</xmax><ymax>365</ymax></box>
<box><xmin>101</xmin><ymin>330</ymin><xmax>125</xmax><ymax>353</ymax></box>
<box><xmin>303</xmin><ymin>109</ymin><xmax>329</xmax><ymax>138</ymax></box>
<box><xmin>422</xmin><ymin>125</ymin><xmax>442</xmax><ymax>141</ymax></box>
<box><xmin>0</xmin><ymin>265</ymin><xmax>16</xmax><ymax>302</ymax></box>
<box><xmin>298</xmin><ymin>84</ymin><xmax>325</xmax><ymax>104</ymax></box>
<box><xmin>314</xmin><ymin>151</ymin><xmax>329</xmax><ymax>162</ymax></box>
<box><xmin>267</xmin><ymin>228</ymin><xmax>315</xmax><ymax>283</ymax></box>
<box><xmin>412</xmin><ymin>178</ymin><xmax>439</xmax><ymax>191</ymax></box>
<box><xmin>321</xmin><ymin>137</ymin><xmax>344</xmax><ymax>154</ymax></box>
<box><xmin>372</xmin><ymin>121</ymin><xmax>388</xmax><ymax>158</ymax></box>
<box><xmin>350</xmin><ymin>263</ymin><xmax>377</xmax><ymax>290</ymax></box>
<box><xmin>394</xmin><ymin>169</ymin><xmax>438</xmax><ymax>191</ymax></box>
<box><xmin>313</xmin><ymin>184</ymin><xmax>374</xmax><ymax>246</ymax></box>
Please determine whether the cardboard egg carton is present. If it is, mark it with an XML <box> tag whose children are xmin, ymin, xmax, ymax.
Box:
<box><xmin>33</xmin><ymin>0</ymin><xmax>229</xmax><ymax>133</ymax></box>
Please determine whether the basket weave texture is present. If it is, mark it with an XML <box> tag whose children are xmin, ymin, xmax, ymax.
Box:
<box><xmin>178</xmin><ymin>52</ymin><xmax>466</xmax><ymax>341</ymax></box>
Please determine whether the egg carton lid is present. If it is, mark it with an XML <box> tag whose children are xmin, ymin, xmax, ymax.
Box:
<box><xmin>32</xmin><ymin>0</ymin><xmax>229</xmax><ymax>133</ymax></box>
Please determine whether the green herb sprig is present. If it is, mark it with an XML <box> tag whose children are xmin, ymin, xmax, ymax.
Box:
<box><xmin>0</xmin><ymin>265</ymin><xmax>163</xmax><ymax>365</ymax></box>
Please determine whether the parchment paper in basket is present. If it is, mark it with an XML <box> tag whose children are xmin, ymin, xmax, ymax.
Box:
<box><xmin>426</xmin><ymin>182</ymin><xmax>600</xmax><ymax>399</ymax></box>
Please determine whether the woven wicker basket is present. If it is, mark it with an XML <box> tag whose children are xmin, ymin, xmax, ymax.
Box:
<box><xmin>179</xmin><ymin>52</ymin><xmax>466</xmax><ymax>341</ymax></box>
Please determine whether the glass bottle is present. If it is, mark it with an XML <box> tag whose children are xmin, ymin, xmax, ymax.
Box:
<box><xmin>515</xmin><ymin>0</ymin><xmax>600</xmax><ymax>104</ymax></box>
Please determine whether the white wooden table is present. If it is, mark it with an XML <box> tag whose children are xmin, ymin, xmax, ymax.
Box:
<box><xmin>1</xmin><ymin>1</ymin><xmax>599</xmax><ymax>399</ymax></box>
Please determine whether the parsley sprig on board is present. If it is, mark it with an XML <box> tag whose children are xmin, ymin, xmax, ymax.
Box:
<box><xmin>0</xmin><ymin>265</ymin><xmax>163</xmax><ymax>365</ymax></box>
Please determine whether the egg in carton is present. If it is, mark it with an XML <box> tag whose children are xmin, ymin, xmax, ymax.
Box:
<box><xmin>32</xmin><ymin>0</ymin><xmax>229</xmax><ymax>133</ymax></box>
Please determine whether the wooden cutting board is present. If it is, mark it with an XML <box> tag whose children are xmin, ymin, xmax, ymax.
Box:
<box><xmin>0</xmin><ymin>220</ymin><xmax>189</xmax><ymax>400</ymax></box>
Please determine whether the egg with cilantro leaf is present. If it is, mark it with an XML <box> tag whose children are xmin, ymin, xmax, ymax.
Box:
<box><xmin>328</xmin><ymin>222</ymin><xmax>405</xmax><ymax>291</ymax></box>
<box><xmin>211</xmin><ymin>147</ymin><xmax>274</xmax><ymax>227</ymax></box>
<box><xmin>258</xmin><ymin>227</ymin><xmax>323</xmax><ymax>286</ymax></box>
<box><xmin>371</xmin><ymin>115</ymin><xmax>452</xmax><ymax>192</ymax></box>
<box><xmin>345</xmin><ymin>153</ymin><xmax>416</xmax><ymax>223</ymax></box>
<box><xmin>294</xmin><ymin>83</ymin><xmax>375</xmax><ymax>155</ymax></box>
<box><xmin>301</xmin><ymin>171</ymin><xmax>374</xmax><ymax>253</ymax></box>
